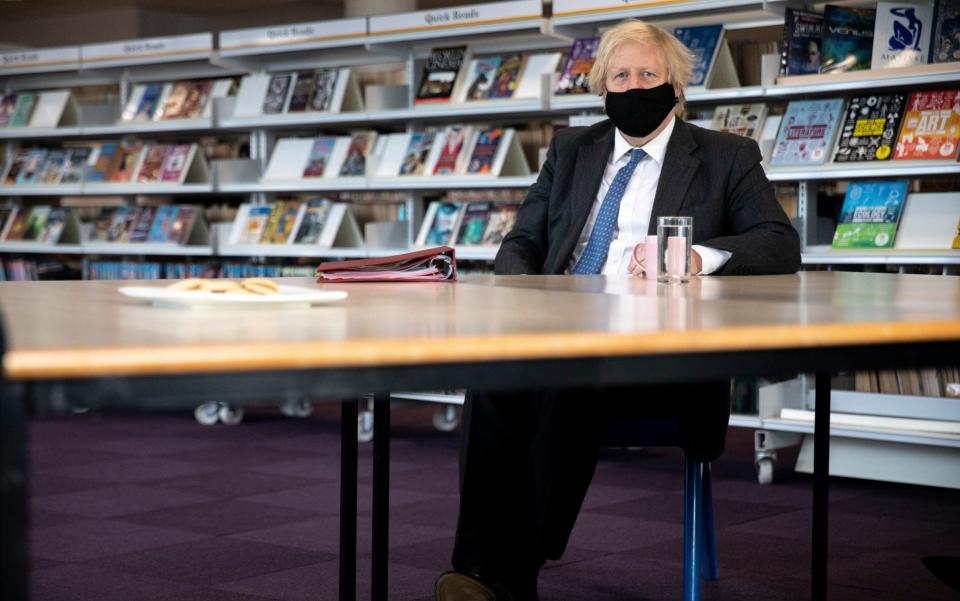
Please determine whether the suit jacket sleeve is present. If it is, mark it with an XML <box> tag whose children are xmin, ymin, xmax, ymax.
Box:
<box><xmin>700</xmin><ymin>138</ymin><xmax>801</xmax><ymax>275</ymax></box>
<box><xmin>493</xmin><ymin>133</ymin><xmax>557</xmax><ymax>275</ymax></box>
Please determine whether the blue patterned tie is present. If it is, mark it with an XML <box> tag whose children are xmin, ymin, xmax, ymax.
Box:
<box><xmin>572</xmin><ymin>147</ymin><xmax>647</xmax><ymax>274</ymax></box>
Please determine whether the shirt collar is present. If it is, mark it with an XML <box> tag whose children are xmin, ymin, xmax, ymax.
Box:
<box><xmin>613</xmin><ymin>115</ymin><xmax>675</xmax><ymax>166</ymax></box>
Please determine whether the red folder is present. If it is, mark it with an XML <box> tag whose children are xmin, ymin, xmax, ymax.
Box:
<box><xmin>315</xmin><ymin>246</ymin><xmax>457</xmax><ymax>282</ymax></box>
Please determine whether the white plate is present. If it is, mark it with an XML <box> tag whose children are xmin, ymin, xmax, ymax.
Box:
<box><xmin>119</xmin><ymin>284</ymin><xmax>348</xmax><ymax>309</ymax></box>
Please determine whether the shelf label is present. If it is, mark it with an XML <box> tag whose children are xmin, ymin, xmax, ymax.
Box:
<box><xmin>82</xmin><ymin>33</ymin><xmax>212</xmax><ymax>65</ymax></box>
<box><xmin>0</xmin><ymin>46</ymin><xmax>80</xmax><ymax>72</ymax></box>
<box><xmin>369</xmin><ymin>0</ymin><xmax>541</xmax><ymax>37</ymax></box>
<box><xmin>553</xmin><ymin>0</ymin><xmax>689</xmax><ymax>18</ymax></box>
<box><xmin>220</xmin><ymin>17</ymin><xmax>366</xmax><ymax>51</ymax></box>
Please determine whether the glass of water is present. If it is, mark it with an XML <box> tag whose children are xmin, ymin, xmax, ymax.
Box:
<box><xmin>657</xmin><ymin>216</ymin><xmax>693</xmax><ymax>284</ymax></box>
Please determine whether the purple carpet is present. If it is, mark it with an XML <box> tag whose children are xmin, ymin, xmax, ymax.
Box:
<box><xmin>28</xmin><ymin>404</ymin><xmax>960</xmax><ymax>601</ymax></box>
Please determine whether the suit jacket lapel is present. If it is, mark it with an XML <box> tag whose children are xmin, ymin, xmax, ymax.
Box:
<box><xmin>549</xmin><ymin>123</ymin><xmax>615</xmax><ymax>273</ymax></box>
<box><xmin>648</xmin><ymin>119</ymin><xmax>700</xmax><ymax>234</ymax></box>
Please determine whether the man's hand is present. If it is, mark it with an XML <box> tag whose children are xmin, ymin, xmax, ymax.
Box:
<box><xmin>628</xmin><ymin>243</ymin><xmax>701</xmax><ymax>276</ymax></box>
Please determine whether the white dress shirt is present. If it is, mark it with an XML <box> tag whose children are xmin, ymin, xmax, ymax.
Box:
<box><xmin>566</xmin><ymin>117</ymin><xmax>732</xmax><ymax>275</ymax></box>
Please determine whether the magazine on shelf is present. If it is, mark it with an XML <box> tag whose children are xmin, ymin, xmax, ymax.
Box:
<box><xmin>416</xmin><ymin>200</ymin><xmax>463</xmax><ymax>246</ymax></box>
<box><xmin>833</xmin><ymin>94</ymin><xmax>906</xmax><ymax>162</ymax></box>
<box><xmin>416</xmin><ymin>46</ymin><xmax>467</xmax><ymax>104</ymax></box>
<box><xmin>710</xmin><ymin>104</ymin><xmax>768</xmax><ymax>140</ymax></box>
<box><xmin>872</xmin><ymin>1</ymin><xmax>934</xmax><ymax>68</ymax></box>
<box><xmin>833</xmin><ymin>180</ymin><xmax>909</xmax><ymax>248</ymax></box>
<box><xmin>673</xmin><ymin>24</ymin><xmax>723</xmax><ymax>87</ymax></box>
<box><xmin>262</xmin><ymin>73</ymin><xmax>293</xmax><ymax>114</ymax></box>
<box><xmin>555</xmin><ymin>37</ymin><xmax>600</xmax><ymax>95</ymax></box>
<box><xmin>821</xmin><ymin>5</ymin><xmax>876</xmax><ymax>72</ymax></box>
<box><xmin>895</xmin><ymin>192</ymin><xmax>960</xmax><ymax>249</ymax></box>
<box><xmin>931</xmin><ymin>0</ymin><xmax>960</xmax><ymax>62</ymax></box>
<box><xmin>769</xmin><ymin>98</ymin><xmax>845</xmax><ymax>166</ymax></box>
<box><xmin>781</xmin><ymin>8</ymin><xmax>823</xmax><ymax>76</ymax></box>
<box><xmin>894</xmin><ymin>89</ymin><xmax>960</xmax><ymax>160</ymax></box>
<box><xmin>316</xmin><ymin>246</ymin><xmax>457</xmax><ymax>282</ymax></box>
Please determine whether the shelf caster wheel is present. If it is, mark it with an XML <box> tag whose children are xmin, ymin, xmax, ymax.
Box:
<box><xmin>757</xmin><ymin>457</ymin><xmax>774</xmax><ymax>485</ymax></box>
<box><xmin>432</xmin><ymin>405</ymin><xmax>460</xmax><ymax>432</ymax></box>
<box><xmin>358</xmin><ymin>410</ymin><xmax>374</xmax><ymax>443</ymax></box>
<box><xmin>281</xmin><ymin>399</ymin><xmax>314</xmax><ymax>418</ymax></box>
<box><xmin>195</xmin><ymin>402</ymin><xmax>221</xmax><ymax>426</ymax></box>
<box><xmin>218</xmin><ymin>404</ymin><xmax>245</xmax><ymax>426</ymax></box>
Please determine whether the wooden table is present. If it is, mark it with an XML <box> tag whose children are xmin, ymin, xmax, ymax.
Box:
<box><xmin>3</xmin><ymin>272</ymin><xmax>960</xmax><ymax>601</ymax></box>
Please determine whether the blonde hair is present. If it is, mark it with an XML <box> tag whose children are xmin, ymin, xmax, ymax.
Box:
<box><xmin>589</xmin><ymin>19</ymin><xmax>694</xmax><ymax>117</ymax></box>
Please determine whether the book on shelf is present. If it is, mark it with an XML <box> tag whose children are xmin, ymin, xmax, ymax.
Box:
<box><xmin>293</xmin><ymin>199</ymin><xmax>333</xmax><ymax>244</ymax></box>
<box><xmin>416</xmin><ymin>46</ymin><xmax>467</xmax><ymax>104</ymax></box>
<box><xmin>258</xmin><ymin>202</ymin><xmax>287</xmax><ymax>244</ymax></box>
<box><xmin>36</xmin><ymin>149</ymin><xmax>67</xmax><ymax>185</ymax></box>
<box><xmin>147</xmin><ymin>205</ymin><xmax>179</xmax><ymax>242</ymax></box>
<box><xmin>9</xmin><ymin>92</ymin><xmax>37</xmax><ymax>127</ymax></box>
<box><xmin>0</xmin><ymin>94</ymin><xmax>18</xmax><ymax>127</ymax></box>
<box><xmin>178</xmin><ymin>81</ymin><xmax>213</xmax><ymax>119</ymax></box>
<box><xmin>168</xmin><ymin>205</ymin><xmax>200</xmax><ymax>244</ymax></box>
<box><xmin>513</xmin><ymin>52</ymin><xmax>562</xmax><ymax>99</ymax></box>
<box><xmin>488</xmin><ymin>53</ymin><xmax>524</xmax><ymax>100</ymax></box>
<box><xmin>894</xmin><ymin>192</ymin><xmax>960</xmax><ymax>249</ymax></box>
<box><xmin>339</xmin><ymin>132</ymin><xmax>376</xmax><ymax>177</ymax></box>
<box><xmin>931</xmin><ymin>0</ymin><xmax>960</xmax><ymax>62</ymax></box>
<box><xmin>832</xmin><ymin>179</ymin><xmax>909</xmax><ymax>248</ymax></box>
<box><xmin>673</xmin><ymin>24</ymin><xmax>724</xmax><ymax>87</ymax></box>
<box><xmin>16</xmin><ymin>150</ymin><xmax>48</xmax><ymax>184</ymax></box>
<box><xmin>155</xmin><ymin>81</ymin><xmax>190</xmax><ymax>120</ymax></box>
<box><xmin>1</xmin><ymin>152</ymin><xmax>25</xmax><ymax>184</ymax></box>
<box><xmin>416</xmin><ymin>200</ymin><xmax>463</xmax><ymax>247</ymax></box>
<box><xmin>37</xmin><ymin>207</ymin><xmax>71</xmax><ymax>243</ymax></box>
<box><xmin>821</xmin><ymin>5</ymin><xmax>876</xmax><ymax>72</ymax></box>
<box><xmin>710</xmin><ymin>104</ymin><xmax>768</xmax><ymax>140</ymax></box>
<box><xmin>287</xmin><ymin>71</ymin><xmax>318</xmax><ymax>112</ymax></box>
<box><xmin>262</xmin><ymin>73</ymin><xmax>293</xmax><ymax>114</ymax></box>
<box><xmin>106</xmin><ymin>206</ymin><xmax>134</xmax><ymax>242</ymax></box>
<box><xmin>872</xmin><ymin>1</ymin><xmax>935</xmax><ymax>68</ymax></box>
<box><xmin>302</xmin><ymin>137</ymin><xmax>338</xmax><ymax>178</ymax></box>
<box><xmin>230</xmin><ymin>204</ymin><xmax>273</xmax><ymax>244</ymax></box>
<box><xmin>22</xmin><ymin>206</ymin><xmax>51</xmax><ymax>241</ymax></box>
<box><xmin>894</xmin><ymin>89</ymin><xmax>960</xmax><ymax>160</ymax></box>
<box><xmin>481</xmin><ymin>202</ymin><xmax>519</xmax><ymax>246</ymax></box>
<box><xmin>781</xmin><ymin>7</ymin><xmax>824</xmax><ymax>76</ymax></box>
<box><xmin>769</xmin><ymin>98</ymin><xmax>845</xmax><ymax>166</ymax></box>
<box><xmin>122</xmin><ymin>83</ymin><xmax>165</xmax><ymax>121</ymax></box>
<box><xmin>432</xmin><ymin>125</ymin><xmax>473</xmax><ymax>175</ymax></box>
<box><xmin>399</xmin><ymin>131</ymin><xmax>436</xmax><ymax>176</ymax></box>
<box><xmin>555</xmin><ymin>37</ymin><xmax>600</xmax><ymax>95</ymax></box>
<box><xmin>454</xmin><ymin>202</ymin><xmax>491</xmax><ymax>245</ymax></box>
<box><xmin>136</xmin><ymin>144</ymin><xmax>168</xmax><ymax>183</ymax></box>
<box><xmin>58</xmin><ymin>147</ymin><xmax>91</xmax><ymax>184</ymax></box>
<box><xmin>4</xmin><ymin>210</ymin><xmax>28</xmax><ymax>241</ymax></box>
<box><xmin>0</xmin><ymin>206</ymin><xmax>17</xmax><ymax>241</ymax></box>
<box><xmin>310</xmin><ymin>68</ymin><xmax>342</xmax><ymax>112</ymax></box>
<box><xmin>86</xmin><ymin>143</ymin><xmax>120</xmax><ymax>182</ymax></box>
<box><xmin>159</xmin><ymin>144</ymin><xmax>195</xmax><ymax>183</ymax></box>
<box><xmin>90</xmin><ymin>207</ymin><xmax>115</xmax><ymax>242</ymax></box>
<box><xmin>269</xmin><ymin>202</ymin><xmax>302</xmax><ymax>244</ymax></box>
<box><xmin>466</xmin><ymin>127</ymin><xmax>505</xmax><ymax>174</ymax></box>
<box><xmin>833</xmin><ymin>93</ymin><xmax>906</xmax><ymax>162</ymax></box>
<box><xmin>108</xmin><ymin>143</ymin><xmax>144</xmax><ymax>182</ymax></box>
<box><xmin>128</xmin><ymin>206</ymin><xmax>157</xmax><ymax>243</ymax></box>
<box><xmin>460</xmin><ymin>56</ymin><xmax>502</xmax><ymax>102</ymax></box>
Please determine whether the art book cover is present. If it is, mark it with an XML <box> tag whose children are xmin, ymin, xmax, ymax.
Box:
<box><xmin>157</xmin><ymin>81</ymin><xmax>191</xmax><ymax>120</ymax></box>
<box><xmin>41</xmin><ymin>208</ymin><xmax>67</xmax><ymax>244</ymax></box>
<box><xmin>894</xmin><ymin>89</ymin><xmax>960</xmax><ymax>159</ymax></box>
<box><xmin>136</xmin><ymin>144</ymin><xmax>167</xmax><ymax>183</ymax></box>
<box><xmin>147</xmin><ymin>205</ymin><xmax>179</xmax><ymax>242</ymax></box>
<box><xmin>833</xmin><ymin>180</ymin><xmax>909</xmax><ymax>248</ymax></box>
<box><xmin>262</xmin><ymin>74</ymin><xmax>292</xmax><ymax>114</ymax></box>
<box><xmin>59</xmin><ymin>147</ymin><xmax>91</xmax><ymax>184</ymax></box>
<box><xmin>0</xmin><ymin>94</ymin><xmax>18</xmax><ymax>127</ymax></box>
<box><xmin>433</xmin><ymin>126</ymin><xmax>469</xmax><ymax>175</ymax></box>
<box><xmin>416</xmin><ymin>46</ymin><xmax>466</xmax><ymax>104</ymax></box>
<box><xmin>16</xmin><ymin>150</ymin><xmax>48</xmax><ymax>184</ymax></box>
<box><xmin>399</xmin><ymin>132</ymin><xmax>436</xmax><ymax>176</ymax></box>
<box><xmin>87</xmin><ymin>142</ymin><xmax>119</xmax><ymax>182</ymax></box>
<box><xmin>168</xmin><ymin>205</ymin><xmax>198</xmax><ymax>244</ymax></box>
<box><xmin>179</xmin><ymin>80</ymin><xmax>213</xmax><ymax>118</ymax></box>
<box><xmin>108</xmin><ymin>143</ymin><xmax>143</xmax><ymax>182</ymax></box>
<box><xmin>339</xmin><ymin>132</ymin><xmax>374</xmax><ymax>177</ymax></box>
<box><xmin>90</xmin><ymin>207</ymin><xmax>116</xmax><ymax>241</ymax></box>
<box><xmin>269</xmin><ymin>201</ymin><xmax>301</xmax><ymax>243</ymax></box>
<box><xmin>9</xmin><ymin>92</ymin><xmax>37</xmax><ymax>127</ymax></box>
<box><xmin>302</xmin><ymin>138</ymin><xmax>337</xmax><ymax>177</ymax></box>
<box><xmin>710</xmin><ymin>104</ymin><xmax>768</xmax><ymax>139</ymax></box>
<box><xmin>781</xmin><ymin>8</ymin><xmax>824</xmax><ymax>76</ymax></box>
<box><xmin>159</xmin><ymin>144</ymin><xmax>191</xmax><ymax>182</ymax></box>
<box><xmin>36</xmin><ymin>149</ymin><xmax>67</xmax><ymax>184</ymax></box>
<box><xmin>294</xmin><ymin>199</ymin><xmax>333</xmax><ymax>244</ymax></box>
<box><xmin>770</xmin><ymin>98</ymin><xmax>845</xmax><ymax>166</ymax></box>
<box><xmin>833</xmin><ymin>94</ymin><xmax>906</xmax><ymax>162</ymax></box>
<box><xmin>931</xmin><ymin>0</ymin><xmax>960</xmax><ymax>62</ymax></box>
<box><xmin>555</xmin><ymin>37</ymin><xmax>600</xmax><ymax>95</ymax></box>
<box><xmin>287</xmin><ymin>70</ymin><xmax>317</xmax><ymax>112</ymax></box>
<box><xmin>237</xmin><ymin>205</ymin><xmax>272</xmax><ymax>244</ymax></box>
<box><xmin>872</xmin><ymin>2</ymin><xmax>934</xmax><ymax>68</ymax></box>
<box><xmin>467</xmin><ymin>127</ymin><xmax>504</xmax><ymax>174</ymax></box>
<box><xmin>488</xmin><ymin>53</ymin><xmax>524</xmax><ymax>99</ymax></box>
<box><xmin>673</xmin><ymin>24</ymin><xmax>722</xmax><ymax>86</ymax></box>
<box><xmin>2</xmin><ymin>152</ymin><xmax>26</xmax><ymax>185</ymax></box>
<box><xmin>310</xmin><ymin>69</ymin><xmax>339</xmax><ymax>112</ymax></box>
<box><xmin>133</xmin><ymin>83</ymin><xmax>164</xmax><ymax>120</ymax></box>
<box><xmin>426</xmin><ymin>201</ymin><xmax>462</xmax><ymax>246</ymax></box>
<box><xmin>106</xmin><ymin>206</ymin><xmax>134</xmax><ymax>242</ymax></box>
<box><xmin>128</xmin><ymin>206</ymin><xmax>157</xmax><ymax>242</ymax></box>
<box><xmin>465</xmin><ymin>56</ymin><xmax>502</xmax><ymax>101</ymax></box>
<box><xmin>821</xmin><ymin>5</ymin><xmax>876</xmax><ymax>72</ymax></box>
<box><xmin>481</xmin><ymin>202</ymin><xmax>518</xmax><ymax>246</ymax></box>
<box><xmin>455</xmin><ymin>202</ymin><xmax>491</xmax><ymax>245</ymax></box>
<box><xmin>258</xmin><ymin>202</ymin><xmax>287</xmax><ymax>244</ymax></box>
<box><xmin>22</xmin><ymin>206</ymin><xmax>50</xmax><ymax>241</ymax></box>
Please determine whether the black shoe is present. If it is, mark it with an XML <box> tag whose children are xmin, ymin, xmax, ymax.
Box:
<box><xmin>435</xmin><ymin>570</ymin><xmax>513</xmax><ymax>601</ymax></box>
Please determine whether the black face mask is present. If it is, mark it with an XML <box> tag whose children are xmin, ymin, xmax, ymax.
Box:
<box><xmin>604</xmin><ymin>83</ymin><xmax>678</xmax><ymax>138</ymax></box>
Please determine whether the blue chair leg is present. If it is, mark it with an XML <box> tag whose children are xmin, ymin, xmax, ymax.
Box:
<box><xmin>683</xmin><ymin>455</ymin><xmax>702</xmax><ymax>601</ymax></box>
<box><xmin>700</xmin><ymin>462</ymin><xmax>719</xmax><ymax>581</ymax></box>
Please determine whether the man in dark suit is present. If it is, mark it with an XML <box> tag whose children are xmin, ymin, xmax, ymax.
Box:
<box><xmin>436</xmin><ymin>19</ymin><xmax>801</xmax><ymax>601</ymax></box>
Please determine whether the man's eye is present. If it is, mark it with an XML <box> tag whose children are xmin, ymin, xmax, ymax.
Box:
<box><xmin>642</xmin><ymin>71</ymin><xmax>655</xmax><ymax>78</ymax></box>
<box><xmin>615</xmin><ymin>72</ymin><xmax>627</xmax><ymax>79</ymax></box>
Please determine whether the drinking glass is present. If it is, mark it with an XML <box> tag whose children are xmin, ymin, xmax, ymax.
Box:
<box><xmin>657</xmin><ymin>216</ymin><xmax>693</xmax><ymax>284</ymax></box>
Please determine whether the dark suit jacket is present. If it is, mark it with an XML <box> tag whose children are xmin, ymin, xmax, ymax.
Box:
<box><xmin>495</xmin><ymin>118</ymin><xmax>801</xmax><ymax>275</ymax></box>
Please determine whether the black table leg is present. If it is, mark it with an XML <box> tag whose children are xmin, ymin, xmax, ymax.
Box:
<box><xmin>812</xmin><ymin>373</ymin><xmax>831</xmax><ymax>601</ymax></box>
<box><xmin>340</xmin><ymin>397</ymin><xmax>359</xmax><ymax>601</ymax></box>
<box><xmin>372</xmin><ymin>393</ymin><xmax>390</xmax><ymax>601</ymax></box>
<box><xmin>1</xmin><ymin>381</ymin><xmax>29</xmax><ymax>601</ymax></box>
